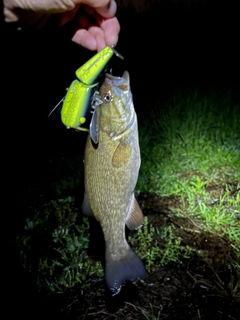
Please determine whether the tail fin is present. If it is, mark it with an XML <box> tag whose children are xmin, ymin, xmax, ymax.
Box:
<box><xmin>105</xmin><ymin>247</ymin><xmax>147</xmax><ymax>296</ymax></box>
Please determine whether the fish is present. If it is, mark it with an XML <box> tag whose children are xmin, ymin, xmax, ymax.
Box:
<box><xmin>83</xmin><ymin>71</ymin><xmax>147</xmax><ymax>296</ymax></box>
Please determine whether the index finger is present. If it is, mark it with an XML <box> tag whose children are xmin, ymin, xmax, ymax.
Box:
<box><xmin>98</xmin><ymin>16</ymin><xmax>120</xmax><ymax>48</ymax></box>
<box><xmin>82</xmin><ymin>4</ymin><xmax>120</xmax><ymax>48</ymax></box>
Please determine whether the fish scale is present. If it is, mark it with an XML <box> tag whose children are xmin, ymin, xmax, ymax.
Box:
<box><xmin>83</xmin><ymin>71</ymin><xmax>147</xmax><ymax>295</ymax></box>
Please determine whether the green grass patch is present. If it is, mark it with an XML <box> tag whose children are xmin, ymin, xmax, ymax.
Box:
<box><xmin>137</xmin><ymin>88</ymin><xmax>240</xmax><ymax>261</ymax></box>
<box><xmin>129</xmin><ymin>217</ymin><xmax>191</xmax><ymax>273</ymax></box>
<box><xmin>137</xmin><ymin>90</ymin><xmax>240</xmax><ymax>195</ymax></box>
<box><xmin>17</xmin><ymin>199</ymin><xmax>103</xmax><ymax>294</ymax></box>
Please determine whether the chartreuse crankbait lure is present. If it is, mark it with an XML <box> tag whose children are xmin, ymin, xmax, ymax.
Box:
<box><xmin>49</xmin><ymin>46</ymin><xmax>124</xmax><ymax>132</ymax></box>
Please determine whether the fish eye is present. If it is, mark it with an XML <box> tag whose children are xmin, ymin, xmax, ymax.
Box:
<box><xmin>103</xmin><ymin>91</ymin><xmax>111</xmax><ymax>103</ymax></box>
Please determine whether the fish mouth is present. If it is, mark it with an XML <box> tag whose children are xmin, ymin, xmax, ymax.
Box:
<box><xmin>105</xmin><ymin>71</ymin><xmax>129</xmax><ymax>81</ymax></box>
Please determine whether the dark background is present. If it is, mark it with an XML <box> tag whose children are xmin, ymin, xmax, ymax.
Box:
<box><xmin>2</xmin><ymin>0</ymin><xmax>239</xmax><ymax>317</ymax></box>
<box><xmin>2</xmin><ymin>0</ymin><xmax>239</xmax><ymax>167</ymax></box>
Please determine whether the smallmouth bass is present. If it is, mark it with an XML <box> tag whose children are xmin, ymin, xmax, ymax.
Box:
<box><xmin>83</xmin><ymin>71</ymin><xmax>147</xmax><ymax>296</ymax></box>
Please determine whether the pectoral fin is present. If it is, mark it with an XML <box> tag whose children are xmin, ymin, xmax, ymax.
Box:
<box><xmin>126</xmin><ymin>196</ymin><xmax>144</xmax><ymax>230</ymax></box>
<box><xmin>82</xmin><ymin>193</ymin><xmax>94</xmax><ymax>217</ymax></box>
<box><xmin>112</xmin><ymin>141</ymin><xmax>131</xmax><ymax>168</ymax></box>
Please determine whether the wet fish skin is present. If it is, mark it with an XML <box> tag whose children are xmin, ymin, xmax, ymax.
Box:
<box><xmin>83</xmin><ymin>71</ymin><xmax>147</xmax><ymax>295</ymax></box>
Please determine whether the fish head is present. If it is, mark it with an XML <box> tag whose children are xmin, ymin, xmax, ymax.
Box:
<box><xmin>98</xmin><ymin>71</ymin><xmax>135</xmax><ymax>137</ymax></box>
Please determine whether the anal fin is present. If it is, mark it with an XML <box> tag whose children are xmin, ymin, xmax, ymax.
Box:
<box><xmin>126</xmin><ymin>196</ymin><xmax>144</xmax><ymax>230</ymax></box>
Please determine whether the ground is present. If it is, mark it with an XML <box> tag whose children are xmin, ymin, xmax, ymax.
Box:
<box><xmin>57</xmin><ymin>192</ymin><xmax>239</xmax><ymax>320</ymax></box>
<box><xmin>17</xmin><ymin>189</ymin><xmax>239</xmax><ymax>320</ymax></box>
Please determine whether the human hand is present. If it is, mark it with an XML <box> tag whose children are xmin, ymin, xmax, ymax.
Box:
<box><xmin>3</xmin><ymin>0</ymin><xmax>120</xmax><ymax>51</ymax></box>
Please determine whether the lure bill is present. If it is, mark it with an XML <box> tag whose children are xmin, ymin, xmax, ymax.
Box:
<box><xmin>48</xmin><ymin>46</ymin><xmax>124</xmax><ymax>132</ymax></box>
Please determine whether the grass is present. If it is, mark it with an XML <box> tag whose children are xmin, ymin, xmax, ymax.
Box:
<box><xmin>128</xmin><ymin>217</ymin><xmax>191</xmax><ymax>273</ymax></box>
<box><xmin>17</xmin><ymin>199</ymin><xmax>103</xmax><ymax>294</ymax></box>
<box><xmin>137</xmin><ymin>88</ymin><xmax>240</xmax><ymax>252</ymax></box>
<box><xmin>138</xmin><ymin>91</ymin><xmax>240</xmax><ymax>194</ymax></box>
<box><xmin>17</xmin><ymin>86</ymin><xmax>240</xmax><ymax>294</ymax></box>
<box><xmin>142</xmin><ymin>303</ymin><xmax>162</xmax><ymax>320</ymax></box>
